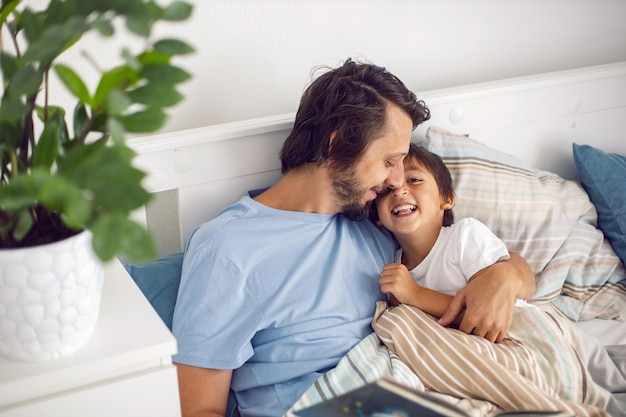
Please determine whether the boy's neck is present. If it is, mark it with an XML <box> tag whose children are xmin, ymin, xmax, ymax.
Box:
<box><xmin>396</xmin><ymin>226</ymin><xmax>442</xmax><ymax>270</ymax></box>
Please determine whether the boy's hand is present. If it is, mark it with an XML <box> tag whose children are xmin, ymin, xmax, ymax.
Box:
<box><xmin>379</xmin><ymin>263</ymin><xmax>422</xmax><ymax>306</ymax></box>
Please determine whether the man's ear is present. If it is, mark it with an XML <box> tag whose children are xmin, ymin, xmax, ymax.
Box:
<box><xmin>328</xmin><ymin>131</ymin><xmax>337</xmax><ymax>153</ymax></box>
<box><xmin>441</xmin><ymin>192</ymin><xmax>455</xmax><ymax>210</ymax></box>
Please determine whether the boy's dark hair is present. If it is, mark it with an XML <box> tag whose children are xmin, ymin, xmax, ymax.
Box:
<box><xmin>406</xmin><ymin>143</ymin><xmax>455</xmax><ymax>226</ymax></box>
<box><xmin>369</xmin><ymin>143</ymin><xmax>455</xmax><ymax>227</ymax></box>
<box><xmin>280</xmin><ymin>58</ymin><xmax>430</xmax><ymax>174</ymax></box>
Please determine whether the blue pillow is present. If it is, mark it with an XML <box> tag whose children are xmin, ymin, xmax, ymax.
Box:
<box><xmin>125</xmin><ymin>253</ymin><xmax>241</xmax><ymax>416</ymax></box>
<box><xmin>124</xmin><ymin>252</ymin><xmax>183</xmax><ymax>331</ymax></box>
<box><xmin>573</xmin><ymin>143</ymin><xmax>626</xmax><ymax>266</ymax></box>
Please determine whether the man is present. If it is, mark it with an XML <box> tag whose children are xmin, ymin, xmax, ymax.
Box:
<box><xmin>172</xmin><ymin>59</ymin><xmax>535</xmax><ymax>417</ymax></box>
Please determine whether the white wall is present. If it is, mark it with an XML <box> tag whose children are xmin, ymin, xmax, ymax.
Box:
<box><xmin>154</xmin><ymin>0</ymin><xmax>626</xmax><ymax>133</ymax></box>
<box><xmin>20</xmin><ymin>0</ymin><xmax>626</xmax><ymax>133</ymax></box>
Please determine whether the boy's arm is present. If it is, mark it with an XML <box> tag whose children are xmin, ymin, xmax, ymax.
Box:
<box><xmin>404</xmin><ymin>286</ymin><xmax>454</xmax><ymax>319</ymax></box>
<box><xmin>379</xmin><ymin>263</ymin><xmax>454</xmax><ymax>318</ymax></box>
<box><xmin>438</xmin><ymin>252</ymin><xmax>535</xmax><ymax>342</ymax></box>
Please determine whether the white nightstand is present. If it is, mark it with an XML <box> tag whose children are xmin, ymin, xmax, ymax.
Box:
<box><xmin>0</xmin><ymin>260</ymin><xmax>180</xmax><ymax>417</ymax></box>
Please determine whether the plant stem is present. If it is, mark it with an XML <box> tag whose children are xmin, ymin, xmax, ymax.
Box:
<box><xmin>20</xmin><ymin>93</ymin><xmax>37</xmax><ymax>171</ymax></box>
<box><xmin>9</xmin><ymin>152</ymin><xmax>18</xmax><ymax>178</ymax></box>
<box><xmin>44</xmin><ymin>69</ymin><xmax>49</xmax><ymax>122</ymax></box>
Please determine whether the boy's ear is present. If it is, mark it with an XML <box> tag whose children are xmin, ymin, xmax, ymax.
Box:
<box><xmin>441</xmin><ymin>192</ymin><xmax>455</xmax><ymax>209</ymax></box>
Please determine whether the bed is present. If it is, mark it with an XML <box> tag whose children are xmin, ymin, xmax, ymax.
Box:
<box><xmin>127</xmin><ymin>61</ymin><xmax>626</xmax><ymax>416</ymax></box>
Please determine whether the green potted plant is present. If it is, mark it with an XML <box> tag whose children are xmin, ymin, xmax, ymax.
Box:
<box><xmin>0</xmin><ymin>0</ymin><xmax>193</xmax><ymax>361</ymax></box>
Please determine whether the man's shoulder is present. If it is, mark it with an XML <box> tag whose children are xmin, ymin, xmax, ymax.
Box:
<box><xmin>346</xmin><ymin>218</ymin><xmax>397</xmax><ymax>252</ymax></box>
<box><xmin>187</xmin><ymin>197</ymin><xmax>257</xmax><ymax>246</ymax></box>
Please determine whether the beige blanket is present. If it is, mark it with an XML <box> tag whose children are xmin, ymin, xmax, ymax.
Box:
<box><xmin>371</xmin><ymin>301</ymin><xmax>609</xmax><ymax>416</ymax></box>
<box><xmin>287</xmin><ymin>302</ymin><xmax>618</xmax><ymax>416</ymax></box>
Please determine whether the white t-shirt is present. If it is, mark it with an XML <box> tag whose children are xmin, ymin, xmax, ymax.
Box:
<box><xmin>395</xmin><ymin>217</ymin><xmax>510</xmax><ymax>295</ymax></box>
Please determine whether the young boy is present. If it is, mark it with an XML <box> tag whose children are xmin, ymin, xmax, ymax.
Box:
<box><xmin>371</xmin><ymin>143</ymin><xmax>616</xmax><ymax>416</ymax></box>
<box><xmin>374</xmin><ymin>143</ymin><xmax>513</xmax><ymax>318</ymax></box>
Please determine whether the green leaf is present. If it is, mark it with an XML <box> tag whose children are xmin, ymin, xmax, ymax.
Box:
<box><xmin>93</xmin><ymin>65</ymin><xmax>138</xmax><ymax>109</ymax></box>
<box><xmin>153</xmin><ymin>38</ymin><xmax>194</xmax><ymax>56</ymax></box>
<box><xmin>73</xmin><ymin>102</ymin><xmax>88</xmax><ymax>138</ymax></box>
<box><xmin>0</xmin><ymin>96</ymin><xmax>28</xmax><ymax>122</ymax></box>
<box><xmin>13</xmin><ymin>210</ymin><xmax>34</xmax><ymax>241</ymax></box>
<box><xmin>32</xmin><ymin>112</ymin><xmax>67</xmax><ymax>169</ymax></box>
<box><xmin>35</xmin><ymin>105</ymin><xmax>66</xmax><ymax>122</ymax></box>
<box><xmin>19</xmin><ymin>8</ymin><xmax>44</xmax><ymax>45</ymax></box>
<box><xmin>72</xmin><ymin>1</ymin><xmax>102</xmax><ymax>17</ymax></box>
<box><xmin>91</xmin><ymin>214</ymin><xmax>155</xmax><ymax>262</ymax></box>
<box><xmin>124</xmin><ymin>0</ymin><xmax>161</xmax><ymax>37</ymax></box>
<box><xmin>38</xmin><ymin>184</ymin><xmax>91</xmax><ymax>230</ymax></box>
<box><xmin>54</xmin><ymin>64</ymin><xmax>91</xmax><ymax>104</ymax></box>
<box><xmin>141</xmin><ymin>63</ymin><xmax>191</xmax><ymax>85</ymax></box>
<box><xmin>107</xmin><ymin>117</ymin><xmax>126</xmax><ymax>144</ymax></box>
<box><xmin>125</xmin><ymin>14</ymin><xmax>151</xmax><ymax>38</ymax></box>
<box><xmin>0</xmin><ymin>121</ymin><xmax>20</xmax><ymax>149</ymax></box>
<box><xmin>44</xmin><ymin>0</ymin><xmax>69</xmax><ymax>26</ymax></box>
<box><xmin>6</xmin><ymin>65</ymin><xmax>43</xmax><ymax>97</ymax></box>
<box><xmin>0</xmin><ymin>182</ymin><xmax>37</xmax><ymax>210</ymax></box>
<box><xmin>90</xmin><ymin>112</ymin><xmax>108</xmax><ymax>133</ymax></box>
<box><xmin>23</xmin><ymin>17</ymin><xmax>88</xmax><ymax>64</ymax></box>
<box><xmin>138</xmin><ymin>50</ymin><xmax>171</xmax><ymax>66</ymax></box>
<box><xmin>120</xmin><ymin>107</ymin><xmax>167</xmax><ymax>133</ymax></box>
<box><xmin>127</xmin><ymin>83</ymin><xmax>184</xmax><ymax>107</ymax></box>
<box><xmin>90</xmin><ymin>16</ymin><xmax>114</xmax><ymax>37</ymax></box>
<box><xmin>0</xmin><ymin>169</ymin><xmax>91</xmax><ymax>229</ymax></box>
<box><xmin>106</xmin><ymin>89</ymin><xmax>132</xmax><ymax>116</ymax></box>
<box><xmin>57</xmin><ymin>141</ymin><xmax>151</xmax><ymax>212</ymax></box>
<box><xmin>163</xmin><ymin>1</ymin><xmax>193</xmax><ymax>21</ymax></box>
<box><xmin>121</xmin><ymin>48</ymin><xmax>142</xmax><ymax>72</ymax></box>
<box><xmin>0</xmin><ymin>51</ymin><xmax>18</xmax><ymax>81</ymax></box>
<box><xmin>0</xmin><ymin>0</ymin><xmax>19</xmax><ymax>28</ymax></box>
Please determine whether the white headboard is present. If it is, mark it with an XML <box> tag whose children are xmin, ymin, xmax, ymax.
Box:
<box><xmin>129</xmin><ymin>61</ymin><xmax>626</xmax><ymax>257</ymax></box>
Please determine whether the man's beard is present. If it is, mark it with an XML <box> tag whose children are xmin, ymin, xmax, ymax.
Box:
<box><xmin>332</xmin><ymin>172</ymin><xmax>373</xmax><ymax>221</ymax></box>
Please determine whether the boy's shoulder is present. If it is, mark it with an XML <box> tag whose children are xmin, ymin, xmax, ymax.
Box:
<box><xmin>444</xmin><ymin>217</ymin><xmax>497</xmax><ymax>242</ymax></box>
<box><xmin>454</xmin><ymin>217</ymin><xmax>491</xmax><ymax>231</ymax></box>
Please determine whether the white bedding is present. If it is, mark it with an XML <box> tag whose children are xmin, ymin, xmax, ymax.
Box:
<box><xmin>576</xmin><ymin>319</ymin><xmax>626</xmax><ymax>346</ymax></box>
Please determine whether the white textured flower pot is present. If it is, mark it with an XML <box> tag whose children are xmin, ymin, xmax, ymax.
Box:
<box><xmin>0</xmin><ymin>230</ymin><xmax>104</xmax><ymax>362</ymax></box>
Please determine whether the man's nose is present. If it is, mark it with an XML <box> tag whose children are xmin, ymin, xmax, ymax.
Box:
<box><xmin>385</xmin><ymin>160</ymin><xmax>404</xmax><ymax>189</ymax></box>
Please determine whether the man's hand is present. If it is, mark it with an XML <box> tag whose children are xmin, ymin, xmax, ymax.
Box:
<box><xmin>437</xmin><ymin>252</ymin><xmax>535</xmax><ymax>342</ymax></box>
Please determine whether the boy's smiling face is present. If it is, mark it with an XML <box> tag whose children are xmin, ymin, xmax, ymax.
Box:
<box><xmin>375</xmin><ymin>157</ymin><xmax>453</xmax><ymax>239</ymax></box>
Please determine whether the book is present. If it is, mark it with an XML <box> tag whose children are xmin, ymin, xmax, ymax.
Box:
<box><xmin>294</xmin><ymin>377</ymin><xmax>468</xmax><ymax>417</ymax></box>
<box><xmin>293</xmin><ymin>378</ymin><xmax>574</xmax><ymax>417</ymax></box>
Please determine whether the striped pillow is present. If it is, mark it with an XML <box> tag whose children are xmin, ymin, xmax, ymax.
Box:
<box><xmin>418</xmin><ymin>127</ymin><xmax>626</xmax><ymax>321</ymax></box>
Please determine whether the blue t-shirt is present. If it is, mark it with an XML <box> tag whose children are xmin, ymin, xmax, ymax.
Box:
<box><xmin>172</xmin><ymin>196</ymin><xmax>396</xmax><ymax>417</ymax></box>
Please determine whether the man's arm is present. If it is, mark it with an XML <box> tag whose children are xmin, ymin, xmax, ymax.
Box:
<box><xmin>438</xmin><ymin>252</ymin><xmax>535</xmax><ymax>343</ymax></box>
<box><xmin>176</xmin><ymin>363</ymin><xmax>233</xmax><ymax>417</ymax></box>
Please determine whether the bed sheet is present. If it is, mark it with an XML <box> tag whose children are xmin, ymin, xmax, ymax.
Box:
<box><xmin>575</xmin><ymin>318</ymin><xmax>626</xmax><ymax>346</ymax></box>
